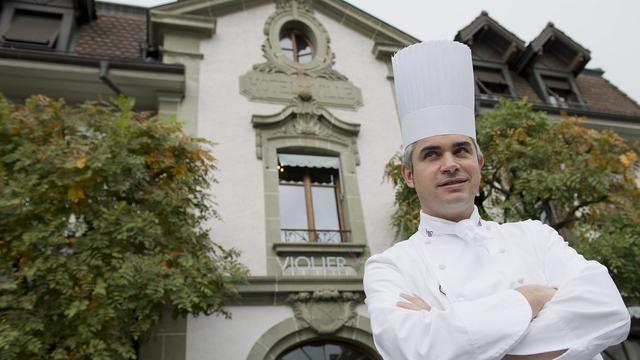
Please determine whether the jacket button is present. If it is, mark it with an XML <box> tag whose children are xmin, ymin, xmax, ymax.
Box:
<box><xmin>517</xmin><ymin>277</ymin><xmax>524</xmax><ymax>284</ymax></box>
<box><xmin>499</xmin><ymin>248</ymin><xmax>506</xmax><ymax>254</ymax></box>
<box><xmin>439</xmin><ymin>264</ymin><xmax>446</xmax><ymax>270</ymax></box>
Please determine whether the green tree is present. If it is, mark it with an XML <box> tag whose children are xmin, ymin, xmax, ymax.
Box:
<box><xmin>0</xmin><ymin>95</ymin><xmax>248</xmax><ymax>359</ymax></box>
<box><xmin>384</xmin><ymin>98</ymin><xmax>640</xmax><ymax>304</ymax></box>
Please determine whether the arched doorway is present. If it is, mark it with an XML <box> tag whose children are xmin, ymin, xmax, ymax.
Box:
<box><xmin>277</xmin><ymin>338</ymin><xmax>381</xmax><ymax>360</ymax></box>
<box><xmin>245</xmin><ymin>316</ymin><xmax>380</xmax><ymax>360</ymax></box>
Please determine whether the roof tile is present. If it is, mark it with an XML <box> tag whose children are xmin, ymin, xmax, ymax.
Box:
<box><xmin>72</xmin><ymin>12</ymin><xmax>146</xmax><ymax>60</ymax></box>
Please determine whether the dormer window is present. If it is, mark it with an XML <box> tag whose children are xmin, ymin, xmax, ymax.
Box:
<box><xmin>475</xmin><ymin>67</ymin><xmax>513</xmax><ymax>99</ymax></box>
<box><xmin>2</xmin><ymin>9</ymin><xmax>63</xmax><ymax>49</ymax></box>
<box><xmin>539</xmin><ymin>74</ymin><xmax>582</xmax><ymax>108</ymax></box>
<box><xmin>0</xmin><ymin>1</ymin><xmax>76</xmax><ymax>52</ymax></box>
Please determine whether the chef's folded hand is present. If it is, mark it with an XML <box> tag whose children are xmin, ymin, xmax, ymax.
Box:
<box><xmin>396</xmin><ymin>293</ymin><xmax>431</xmax><ymax>311</ymax></box>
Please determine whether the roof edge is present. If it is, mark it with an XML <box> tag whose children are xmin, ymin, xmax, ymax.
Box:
<box><xmin>0</xmin><ymin>48</ymin><xmax>185</xmax><ymax>74</ymax></box>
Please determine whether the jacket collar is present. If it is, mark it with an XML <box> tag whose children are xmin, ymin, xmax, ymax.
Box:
<box><xmin>418</xmin><ymin>206</ymin><xmax>484</xmax><ymax>242</ymax></box>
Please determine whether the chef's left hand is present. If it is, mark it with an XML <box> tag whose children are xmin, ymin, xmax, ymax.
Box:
<box><xmin>396</xmin><ymin>293</ymin><xmax>431</xmax><ymax>311</ymax></box>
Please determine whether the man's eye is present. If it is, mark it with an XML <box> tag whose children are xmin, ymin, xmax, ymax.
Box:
<box><xmin>424</xmin><ymin>151</ymin><xmax>437</xmax><ymax>158</ymax></box>
<box><xmin>455</xmin><ymin>147</ymin><xmax>470</xmax><ymax>155</ymax></box>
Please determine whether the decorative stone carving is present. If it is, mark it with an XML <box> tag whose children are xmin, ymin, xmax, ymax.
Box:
<box><xmin>287</xmin><ymin>290</ymin><xmax>361</xmax><ymax>334</ymax></box>
<box><xmin>252</xmin><ymin>96</ymin><xmax>360</xmax><ymax>163</ymax></box>
<box><xmin>239</xmin><ymin>0</ymin><xmax>363</xmax><ymax>110</ymax></box>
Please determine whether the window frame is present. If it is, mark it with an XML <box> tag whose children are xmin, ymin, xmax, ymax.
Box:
<box><xmin>0</xmin><ymin>1</ymin><xmax>75</xmax><ymax>52</ymax></box>
<box><xmin>473</xmin><ymin>61</ymin><xmax>517</xmax><ymax>100</ymax></box>
<box><xmin>279</xmin><ymin>27</ymin><xmax>315</xmax><ymax>65</ymax></box>
<box><xmin>277</xmin><ymin>154</ymin><xmax>348</xmax><ymax>243</ymax></box>
<box><xmin>533</xmin><ymin>69</ymin><xmax>586</xmax><ymax>108</ymax></box>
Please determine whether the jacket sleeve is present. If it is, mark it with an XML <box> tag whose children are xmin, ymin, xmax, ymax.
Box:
<box><xmin>364</xmin><ymin>251</ymin><xmax>532</xmax><ymax>360</ymax></box>
<box><xmin>507</xmin><ymin>221</ymin><xmax>631</xmax><ymax>359</ymax></box>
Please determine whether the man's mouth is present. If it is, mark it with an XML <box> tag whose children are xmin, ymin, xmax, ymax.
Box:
<box><xmin>437</xmin><ymin>178</ymin><xmax>469</xmax><ymax>187</ymax></box>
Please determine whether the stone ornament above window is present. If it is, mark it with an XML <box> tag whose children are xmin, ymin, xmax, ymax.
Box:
<box><xmin>240</xmin><ymin>0</ymin><xmax>363</xmax><ymax>110</ymax></box>
<box><xmin>251</xmin><ymin>95</ymin><xmax>361</xmax><ymax>163</ymax></box>
<box><xmin>287</xmin><ymin>290</ymin><xmax>361</xmax><ymax>334</ymax></box>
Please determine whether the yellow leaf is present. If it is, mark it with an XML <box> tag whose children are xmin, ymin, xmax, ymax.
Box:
<box><xmin>198</xmin><ymin>149</ymin><xmax>215</xmax><ymax>162</ymax></box>
<box><xmin>619</xmin><ymin>154</ymin><xmax>630</xmax><ymax>167</ymax></box>
<box><xmin>68</xmin><ymin>186</ymin><xmax>85</xmax><ymax>203</ymax></box>
<box><xmin>172</xmin><ymin>163</ymin><xmax>187</xmax><ymax>176</ymax></box>
<box><xmin>75</xmin><ymin>155</ymin><xmax>86</xmax><ymax>169</ymax></box>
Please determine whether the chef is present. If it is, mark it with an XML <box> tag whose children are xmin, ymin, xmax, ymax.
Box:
<box><xmin>363</xmin><ymin>40</ymin><xmax>630</xmax><ymax>360</ymax></box>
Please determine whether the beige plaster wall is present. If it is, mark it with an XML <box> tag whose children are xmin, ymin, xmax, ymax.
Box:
<box><xmin>197</xmin><ymin>3</ymin><xmax>281</xmax><ymax>276</ymax></box>
<box><xmin>314</xmin><ymin>10</ymin><xmax>402</xmax><ymax>253</ymax></box>
<box><xmin>186</xmin><ymin>306</ymin><xmax>293</xmax><ymax>360</ymax></box>
<box><xmin>197</xmin><ymin>2</ymin><xmax>402</xmax><ymax>279</ymax></box>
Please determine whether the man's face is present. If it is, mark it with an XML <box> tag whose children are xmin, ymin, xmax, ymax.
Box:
<box><xmin>401</xmin><ymin>134</ymin><xmax>484</xmax><ymax>222</ymax></box>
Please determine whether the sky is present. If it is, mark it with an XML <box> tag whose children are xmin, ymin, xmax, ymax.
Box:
<box><xmin>104</xmin><ymin>0</ymin><xmax>640</xmax><ymax>104</ymax></box>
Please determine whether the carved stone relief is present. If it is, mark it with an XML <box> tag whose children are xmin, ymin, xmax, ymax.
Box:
<box><xmin>239</xmin><ymin>0</ymin><xmax>363</xmax><ymax>110</ymax></box>
<box><xmin>252</xmin><ymin>95</ymin><xmax>360</xmax><ymax>163</ymax></box>
<box><xmin>287</xmin><ymin>290</ymin><xmax>361</xmax><ymax>334</ymax></box>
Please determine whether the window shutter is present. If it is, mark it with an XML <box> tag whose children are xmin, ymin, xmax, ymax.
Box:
<box><xmin>3</xmin><ymin>11</ymin><xmax>62</xmax><ymax>47</ymax></box>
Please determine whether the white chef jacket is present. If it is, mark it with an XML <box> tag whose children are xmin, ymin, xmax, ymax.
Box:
<box><xmin>364</xmin><ymin>207</ymin><xmax>630</xmax><ymax>360</ymax></box>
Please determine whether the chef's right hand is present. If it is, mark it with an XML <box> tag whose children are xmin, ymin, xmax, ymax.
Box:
<box><xmin>515</xmin><ymin>285</ymin><xmax>557</xmax><ymax>319</ymax></box>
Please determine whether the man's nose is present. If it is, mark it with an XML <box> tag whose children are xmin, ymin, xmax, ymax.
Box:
<box><xmin>441</xmin><ymin>152</ymin><xmax>460</xmax><ymax>174</ymax></box>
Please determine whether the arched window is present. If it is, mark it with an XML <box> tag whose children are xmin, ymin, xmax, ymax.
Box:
<box><xmin>277</xmin><ymin>340</ymin><xmax>377</xmax><ymax>360</ymax></box>
<box><xmin>279</xmin><ymin>29</ymin><xmax>314</xmax><ymax>64</ymax></box>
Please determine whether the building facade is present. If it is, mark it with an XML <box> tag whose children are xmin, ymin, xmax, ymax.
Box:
<box><xmin>0</xmin><ymin>0</ymin><xmax>639</xmax><ymax>359</ymax></box>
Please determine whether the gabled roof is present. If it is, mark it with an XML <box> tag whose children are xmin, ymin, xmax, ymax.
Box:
<box><xmin>149</xmin><ymin>0</ymin><xmax>418</xmax><ymax>51</ymax></box>
<box><xmin>455</xmin><ymin>10</ymin><xmax>526</xmax><ymax>62</ymax></box>
<box><xmin>516</xmin><ymin>22</ymin><xmax>591</xmax><ymax>74</ymax></box>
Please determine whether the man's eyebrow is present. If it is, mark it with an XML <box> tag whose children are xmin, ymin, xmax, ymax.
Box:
<box><xmin>452</xmin><ymin>141</ymin><xmax>472</xmax><ymax>149</ymax></box>
<box><xmin>418</xmin><ymin>145</ymin><xmax>442</xmax><ymax>154</ymax></box>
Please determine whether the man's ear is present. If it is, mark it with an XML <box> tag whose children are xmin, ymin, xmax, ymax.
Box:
<box><xmin>401</xmin><ymin>164</ymin><xmax>415</xmax><ymax>189</ymax></box>
<box><xmin>478</xmin><ymin>155</ymin><xmax>485</xmax><ymax>169</ymax></box>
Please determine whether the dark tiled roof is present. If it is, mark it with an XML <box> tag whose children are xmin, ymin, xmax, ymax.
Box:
<box><xmin>576</xmin><ymin>73</ymin><xmax>640</xmax><ymax>117</ymax></box>
<box><xmin>72</xmin><ymin>12</ymin><xmax>146</xmax><ymax>60</ymax></box>
<box><xmin>508</xmin><ymin>70</ymin><xmax>543</xmax><ymax>104</ymax></box>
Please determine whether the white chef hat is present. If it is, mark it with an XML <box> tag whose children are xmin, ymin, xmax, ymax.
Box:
<box><xmin>392</xmin><ymin>40</ymin><xmax>476</xmax><ymax>148</ymax></box>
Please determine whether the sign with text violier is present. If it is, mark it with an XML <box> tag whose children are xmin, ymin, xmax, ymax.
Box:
<box><xmin>277</xmin><ymin>255</ymin><xmax>358</xmax><ymax>276</ymax></box>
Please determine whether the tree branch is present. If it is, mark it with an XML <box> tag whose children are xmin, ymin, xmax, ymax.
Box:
<box><xmin>551</xmin><ymin>195</ymin><xmax>608</xmax><ymax>230</ymax></box>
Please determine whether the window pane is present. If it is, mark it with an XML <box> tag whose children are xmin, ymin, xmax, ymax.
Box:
<box><xmin>278</xmin><ymin>341</ymin><xmax>374</xmax><ymax>360</ymax></box>
<box><xmin>298</xmin><ymin>53</ymin><xmax>312</xmax><ymax>64</ymax></box>
<box><xmin>309</xmin><ymin>168</ymin><xmax>335</xmax><ymax>185</ymax></box>
<box><xmin>475</xmin><ymin>68</ymin><xmax>506</xmax><ymax>84</ymax></box>
<box><xmin>4</xmin><ymin>11</ymin><xmax>62</xmax><ymax>46</ymax></box>
<box><xmin>279</xmin><ymin>36</ymin><xmax>293</xmax><ymax>50</ymax></box>
<box><xmin>281</xmin><ymin>48</ymin><xmax>294</xmax><ymax>61</ymax></box>
<box><xmin>279</xmin><ymin>185</ymin><xmax>308</xmax><ymax>236</ymax></box>
<box><xmin>295</xmin><ymin>33</ymin><xmax>311</xmax><ymax>53</ymax></box>
<box><xmin>312</xmin><ymin>187</ymin><xmax>340</xmax><ymax>231</ymax></box>
<box><xmin>279</xmin><ymin>166</ymin><xmax>305</xmax><ymax>184</ymax></box>
<box><xmin>480</xmin><ymin>81</ymin><xmax>509</xmax><ymax>95</ymax></box>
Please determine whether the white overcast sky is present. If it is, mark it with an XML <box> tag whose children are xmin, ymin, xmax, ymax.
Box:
<box><xmin>104</xmin><ymin>0</ymin><xmax>640</xmax><ymax>104</ymax></box>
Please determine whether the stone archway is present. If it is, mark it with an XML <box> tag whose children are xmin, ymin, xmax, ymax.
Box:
<box><xmin>246</xmin><ymin>315</ymin><xmax>379</xmax><ymax>360</ymax></box>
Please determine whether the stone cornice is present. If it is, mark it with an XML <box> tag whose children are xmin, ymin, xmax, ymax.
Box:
<box><xmin>149</xmin><ymin>10</ymin><xmax>217</xmax><ymax>48</ymax></box>
<box><xmin>151</xmin><ymin>0</ymin><xmax>418</xmax><ymax>53</ymax></box>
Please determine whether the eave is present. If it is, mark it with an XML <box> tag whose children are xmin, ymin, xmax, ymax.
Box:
<box><xmin>0</xmin><ymin>48</ymin><xmax>185</xmax><ymax>110</ymax></box>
